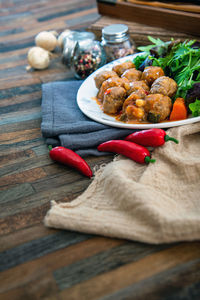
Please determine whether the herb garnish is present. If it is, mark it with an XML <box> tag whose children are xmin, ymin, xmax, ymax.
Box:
<box><xmin>189</xmin><ymin>99</ymin><xmax>200</xmax><ymax>117</ymax></box>
<box><xmin>134</xmin><ymin>37</ymin><xmax>200</xmax><ymax>115</ymax></box>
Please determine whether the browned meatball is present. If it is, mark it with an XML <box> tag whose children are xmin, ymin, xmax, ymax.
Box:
<box><xmin>128</xmin><ymin>87</ymin><xmax>147</xmax><ymax>100</ymax></box>
<box><xmin>125</xmin><ymin>105</ymin><xmax>145</xmax><ymax>121</ymax></box>
<box><xmin>144</xmin><ymin>94</ymin><xmax>172</xmax><ymax>123</ymax></box>
<box><xmin>142</xmin><ymin>66</ymin><xmax>165</xmax><ymax>86</ymax></box>
<box><xmin>122</xmin><ymin>93</ymin><xmax>141</xmax><ymax>112</ymax></box>
<box><xmin>121</xmin><ymin>68</ymin><xmax>142</xmax><ymax>82</ymax></box>
<box><xmin>97</xmin><ymin>77</ymin><xmax>130</xmax><ymax>100</ymax></box>
<box><xmin>127</xmin><ymin>80</ymin><xmax>150</xmax><ymax>95</ymax></box>
<box><xmin>150</xmin><ymin>76</ymin><xmax>177</xmax><ymax>98</ymax></box>
<box><xmin>112</xmin><ymin>61</ymin><xmax>135</xmax><ymax>76</ymax></box>
<box><xmin>94</xmin><ymin>70</ymin><xmax>118</xmax><ymax>89</ymax></box>
<box><xmin>103</xmin><ymin>87</ymin><xmax>126</xmax><ymax>114</ymax></box>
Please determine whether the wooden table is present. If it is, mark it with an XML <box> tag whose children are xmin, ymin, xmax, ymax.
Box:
<box><xmin>0</xmin><ymin>1</ymin><xmax>200</xmax><ymax>299</ymax></box>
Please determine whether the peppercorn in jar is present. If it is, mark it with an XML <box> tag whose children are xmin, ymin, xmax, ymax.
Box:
<box><xmin>61</xmin><ymin>30</ymin><xmax>106</xmax><ymax>79</ymax></box>
<box><xmin>101</xmin><ymin>24</ymin><xmax>136</xmax><ymax>62</ymax></box>
<box><xmin>71</xmin><ymin>40</ymin><xmax>106</xmax><ymax>79</ymax></box>
<box><xmin>62</xmin><ymin>31</ymin><xmax>96</xmax><ymax>66</ymax></box>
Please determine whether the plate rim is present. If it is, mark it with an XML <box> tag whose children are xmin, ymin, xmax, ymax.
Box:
<box><xmin>77</xmin><ymin>54</ymin><xmax>200</xmax><ymax>129</ymax></box>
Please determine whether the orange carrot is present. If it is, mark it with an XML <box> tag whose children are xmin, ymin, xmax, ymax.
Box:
<box><xmin>169</xmin><ymin>98</ymin><xmax>188</xmax><ymax>121</ymax></box>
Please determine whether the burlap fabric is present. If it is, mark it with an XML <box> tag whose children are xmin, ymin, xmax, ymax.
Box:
<box><xmin>44</xmin><ymin>123</ymin><xmax>200</xmax><ymax>244</ymax></box>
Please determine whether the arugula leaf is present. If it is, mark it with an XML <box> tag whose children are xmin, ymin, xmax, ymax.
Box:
<box><xmin>147</xmin><ymin>36</ymin><xmax>164</xmax><ymax>45</ymax></box>
<box><xmin>189</xmin><ymin>99</ymin><xmax>200</xmax><ymax>117</ymax></box>
<box><xmin>137</xmin><ymin>36</ymin><xmax>168</xmax><ymax>52</ymax></box>
<box><xmin>136</xmin><ymin>36</ymin><xmax>200</xmax><ymax>103</ymax></box>
<box><xmin>149</xmin><ymin>39</ymin><xmax>200</xmax><ymax>100</ymax></box>
<box><xmin>133</xmin><ymin>53</ymin><xmax>148</xmax><ymax>69</ymax></box>
<box><xmin>137</xmin><ymin>44</ymin><xmax>155</xmax><ymax>52</ymax></box>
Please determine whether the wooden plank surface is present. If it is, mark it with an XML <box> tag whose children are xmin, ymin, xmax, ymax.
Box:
<box><xmin>88</xmin><ymin>15</ymin><xmax>200</xmax><ymax>48</ymax></box>
<box><xmin>97</xmin><ymin>0</ymin><xmax>200</xmax><ymax>36</ymax></box>
<box><xmin>0</xmin><ymin>0</ymin><xmax>200</xmax><ymax>299</ymax></box>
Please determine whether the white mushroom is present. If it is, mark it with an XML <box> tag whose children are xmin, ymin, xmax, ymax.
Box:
<box><xmin>35</xmin><ymin>31</ymin><xmax>58</xmax><ymax>51</ymax></box>
<box><xmin>27</xmin><ymin>46</ymin><xmax>50</xmax><ymax>70</ymax></box>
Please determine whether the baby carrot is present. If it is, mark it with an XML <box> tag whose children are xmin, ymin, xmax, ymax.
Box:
<box><xmin>169</xmin><ymin>98</ymin><xmax>187</xmax><ymax>121</ymax></box>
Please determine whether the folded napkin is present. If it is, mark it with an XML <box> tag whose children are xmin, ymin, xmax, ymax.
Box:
<box><xmin>44</xmin><ymin>122</ymin><xmax>200</xmax><ymax>244</ymax></box>
<box><xmin>41</xmin><ymin>80</ymin><xmax>134</xmax><ymax>156</ymax></box>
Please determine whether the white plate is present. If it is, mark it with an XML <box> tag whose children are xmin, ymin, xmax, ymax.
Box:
<box><xmin>77</xmin><ymin>54</ymin><xmax>200</xmax><ymax>129</ymax></box>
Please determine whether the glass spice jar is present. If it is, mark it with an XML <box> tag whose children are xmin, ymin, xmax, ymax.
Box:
<box><xmin>71</xmin><ymin>39</ymin><xmax>106</xmax><ymax>79</ymax></box>
<box><xmin>62</xmin><ymin>30</ymin><xmax>95</xmax><ymax>67</ymax></box>
<box><xmin>101</xmin><ymin>24</ymin><xmax>136</xmax><ymax>62</ymax></box>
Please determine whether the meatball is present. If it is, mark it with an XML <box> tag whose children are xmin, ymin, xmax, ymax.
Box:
<box><xmin>103</xmin><ymin>87</ymin><xmax>126</xmax><ymax>114</ymax></box>
<box><xmin>150</xmin><ymin>76</ymin><xmax>177</xmax><ymax>98</ymax></box>
<box><xmin>112</xmin><ymin>61</ymin><xmax>135</xmax><ymax>76</ymax></box>
<box><xmin>125</xmin><ymin>105</ymin><xmax>145</xmax><ymax>121</ymax></box>
<box><xmin>121</xmin><ymin>68</ymin><xmax>142</xmax><ymax>82</ymax></box>
<box><xmin>126</xmin><ymin>81</ymin><xmax>149</xmax><ymax>99</ymax></box>
<box><xmin>144</xmin><ymin>94</ymin><xmax>172</xmax><ymax>123</ymax></box>
<box><xmin>94</xmin><ymin>70</ymin><xmax>118</xmax><ymax>89</ymax></box>
<box><xmin>97</xmin><ymin>77</ymin><xmax>130</xmax><ymax>100</ymax></box>
<box><xmin>127</xmin><ymin>80</ymin><xmax>149</xmax><ymax>95</ymax></box>
<box><xmin>142</xmin><ymin>66</ymin><xmax>165</xmax><ymax>86</ymax></box>
<box><xmin>122</xmin><ymin>93</ymin><xmax>141</xmax><ymax>112</ymax></box>
<box><xmin>128</xmin><ymin>87</ymin><xmax>147</xmax><ymax>100</ymax></box>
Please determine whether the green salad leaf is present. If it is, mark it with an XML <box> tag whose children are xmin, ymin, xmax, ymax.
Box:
<box><xmin>133</xmin><ymin>53</ymin><xmax>148</xmax><ymax>69</ymax></box>
<box><xmin>189</xmin><ymin>99</ymin><xmax>200</xmax><ymax>117</ymax></box>
<box><xmin>133</xmin><ymin>37</ymin><xmax>200</xmax><ymax>103</ymax></box>
<box><xmin>137</xmin><ymin>36</ymin><xmax>167</xmax><ymax>52</ymax></box>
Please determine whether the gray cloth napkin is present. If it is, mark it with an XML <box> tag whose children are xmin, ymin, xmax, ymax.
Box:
<box><xmin>41</xmin><ymin>80</ymin><xmax>134</xmax><ymax>156</ymax></box>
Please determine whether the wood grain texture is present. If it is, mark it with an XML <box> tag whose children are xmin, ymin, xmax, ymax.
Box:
<box><xmin>97</xmin><ymin>0</ymin><xmax>200</xmax><ymax>36</ymax></box>
<box><xmin>126</xmin><ymin>0</ymin><xmax>200</xmax><ymax>13</ymax></box>
<box><xmin>58</xmin><ymin>243</ymin><xmax>200</xmax><ymax>300</ymax></box>
<box><xmin>89</xmin><ymin>15</ymin><xmax>200</xmax><ymax>47</ymax></box>
<box><xmin>0</xmin><ymin>0</ymin><xmax>200</xmax><ymax>299</ymax></box>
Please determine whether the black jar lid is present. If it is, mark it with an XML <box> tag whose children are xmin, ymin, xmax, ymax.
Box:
<box><xmin>102</xmin><ymin>24</ymin><xmax>129</xmax><ymax>43</ymax></box>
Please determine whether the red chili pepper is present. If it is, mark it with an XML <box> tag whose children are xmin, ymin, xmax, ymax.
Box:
<box><xmin>125</xmin><ymin>128</ymin><xmax>179</xmax><ymax>147</ymax></box>
<box><xmin>97</xmin><ymin>140</ymin><xmax>155</xmax><ymax>164</ymax></box>
<box><xmin>49</xmin><ymin>146</ymin><xmax>93</xmax><ymax>178</ymax></box>
<box><xmin>104</xmin><ymin>88</ymin><xmax>111</xmax><ymax>95</ymax></box>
